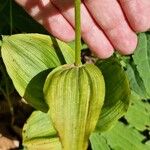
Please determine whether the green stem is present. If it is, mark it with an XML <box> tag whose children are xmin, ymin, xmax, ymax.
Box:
<box><xmin>75</xmin><ymin>0</ymin><xmax>82</xmax><ymax>66</ymax></box>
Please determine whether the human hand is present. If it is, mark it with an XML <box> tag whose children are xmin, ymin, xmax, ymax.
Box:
<box><xmin>15</xmin><ymin>0</ymin><xmax>150</xmax><ymax>58</ymax></box>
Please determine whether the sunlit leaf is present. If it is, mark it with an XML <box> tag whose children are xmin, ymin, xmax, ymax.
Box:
<box><xmin>91</xmin><ymin>122</ymin><xmax>149</xmax><ymax>150</ymax></box>
<box><xmin>1</xmin><ymin>34</ymin><xmax>74</xmax><ymax>111</ymax></box>
<box><xmin>23</xmin><ymin>111</ymin><xmax>62</xmax><ymax>150</ymax></box>
<box><xmin>44</xmin><ymin>64</ymin><xmax>105</xmax><ymax>150</ymax></box>
<box><xmin>125</xmin><ymin>92</ymin><xmax>150</xmax><ymax>131</ymax></box>
<box><xmin>90</xmin><ymin>133</ymin><xmax>110</xmax><ymax>150</ymax></box>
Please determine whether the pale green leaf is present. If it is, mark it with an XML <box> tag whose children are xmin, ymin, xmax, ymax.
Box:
<box><xmin>90</xmin><ymin>134</ymin><xmax>110</xmax><ymax>150</ymax></box>
<box><xmin>133</xmin><ymin>32</ymin><xmax>150</xmax><ymax>97</ymax></box>
<box><xmin>95</xmin><ymin>58</ymin><xmax>130</xmax><ymax>132</ymax></box>
<box><xmin>1</xmin><ymin>34</ymin><xmax>74</xmax><ymax>111</ymax></box>
<box><xmin>44</xmin><ymin>64</ymin><xmax>105</xmax><ymax>150</ymax></box>
<box><xmin>24</xmin><ymin>138</ymin><xmax>61</xmax><ymax>150</ymax></box>
<box><xmin>125</xmin><ymin>92</ymin><xmax>150</xmax><ymax>131</ymax></box>
<box><xmin>23</xmin><ymin>111</ymin><xmax>62</xmax><ymax>150</ymax></box>
<box><xmin>145</xmin><ymin>141</ymin><xmax>150</xmax><ymax>149</ymax></box>
<box><xmin>91</xmin><ymin>122</ymin><xmax>149</xmax><ymax>150</ymax></box>
<box><xmin>103</xmin><ymin>122</ymin><xmax>149</xmax><ymax>150</ymax></box>
<box><xmin>67</xmin><ymin>41</ymin><xmax>75</xmax><ymax>51</ymax></box>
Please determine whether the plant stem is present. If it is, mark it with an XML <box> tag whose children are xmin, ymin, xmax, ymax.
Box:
<box><xmin>75</xmin><ymin>0</ymin><xmax>82</xmax><ymax>66</ymax></box>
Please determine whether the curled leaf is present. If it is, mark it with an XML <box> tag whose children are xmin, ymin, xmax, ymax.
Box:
<box><xmin>44</xmin><ymin>64</ymin><xmax>105</xmax><ymax>150</ymax></box>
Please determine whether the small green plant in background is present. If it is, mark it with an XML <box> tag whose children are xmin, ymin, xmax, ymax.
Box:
<box><xmin>0</xmin><ymin>0</ymin><xmax>150</xmax><ymax>149</ymax></box>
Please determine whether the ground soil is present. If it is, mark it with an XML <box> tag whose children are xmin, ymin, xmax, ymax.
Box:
<box><xmin>0</xmin><ymin>93</ymin><xmax>33</xmax><ymax>150</ymax></box>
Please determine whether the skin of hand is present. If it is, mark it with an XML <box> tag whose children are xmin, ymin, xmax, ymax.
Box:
<box><xmin>15</xmin><ymin>0</ymin><xmax>150</xmax><ymax>59</ymax></box>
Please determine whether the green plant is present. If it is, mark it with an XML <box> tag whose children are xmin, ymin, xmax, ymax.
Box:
<box><xmin>0</xmin><ymin>0</ymin><xmax>150</xmax><ymax>150</ymax></box>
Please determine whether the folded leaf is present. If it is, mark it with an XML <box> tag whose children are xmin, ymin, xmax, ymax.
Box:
<box><xmin>1</xmin><ymin>34</ymin><xmax>74</xmax><ymax>111</ymax></box>
<box><xmin>44</xmin><ymin>64</ymin><xmax>105</xmax><ymax>150</ymax></box>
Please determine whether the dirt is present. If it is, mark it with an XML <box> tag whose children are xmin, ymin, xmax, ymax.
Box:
<box><xmin>0</xmin><ymin>93</ymin><xmax>33</xmax><ymax>150</ymax></box>
<box><xmin>0</xmin><ymin>134</ymin><xmax>19</xmax><ymax>150</ymax></box>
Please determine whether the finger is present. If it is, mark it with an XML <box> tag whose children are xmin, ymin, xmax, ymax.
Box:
<box><xmin>119</xmin><ymin>0</ymin><xmax>150</xmax><ymax>32</ymax></box>
<box><xmin>51</xmin><ymin>0</ymin><xmax>114</xmax><ymax>58</ymax></box>
<box><xmin>15</xmin><ymin>0</ymin><xmax>75</xmax><ymax>42</ymax></box>
<box><xmin>84</xmin><ymin>0</ymin><xmax>137</xmax><ymax>55</ymax></box>
<box><xmin>82</xmin><ymin>25</ymin><xmax>114</xmax><ymax>59</ymax></box>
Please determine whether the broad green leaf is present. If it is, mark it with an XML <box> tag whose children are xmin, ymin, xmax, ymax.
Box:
<box><xmin>91</xmin><ymin>122</ymin><xmax>149</xmax><ymax>150</ymax></box>
<box><xmin>90</xmin><ymin>134</ymin><xmax>110</xmax><ymax>150</ymax></box>
<box><xmin>133</xmin><ymin>32</ymin><xmax>150</xmax><ymax>97</ymax></box>
<box><xmin>1</xmin><ymin>34</ymin><xmax>74</xmax><ymax>111</ymax></box>
<box><xmin>44</xmin><ymin>64</ymin><xmax>105</xmax><ymax>150</ymax></box>
<box><xmin>95</xmin><ymin>57</ymin><xmax>130</xmax><ymax>132</ymax></box>
<box><xmin>125</xmin><ymin>61</ymin><xmax>148</xmax><ymax>99</ymax></box>
<box><xmin>23</xmin><ymin>111</ymin><xmax>62</xmax><ymax>150</ymax></box>
<box><xmin>24</xmin><ymin>139</ymin><xmax>61</xmax><ymax>150</ymax></box>
<box><xmin>146</xmin><ymin>141</ymin><xmax>150</xmax><ymax>149</ymax></box>
<box><xmin>67</xmin><ymin>41</ymin><xmax>75</xmax><ymax>51</ymax></box>
<box><xmin>125</xmin><ymin>92</ymin><xmax>150</xmax><ymax>131</ymax></box>
<box><xmin>103</xmin><ymin>122</ymin><xmax>149</xmax><ymax>150</ymax></box>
